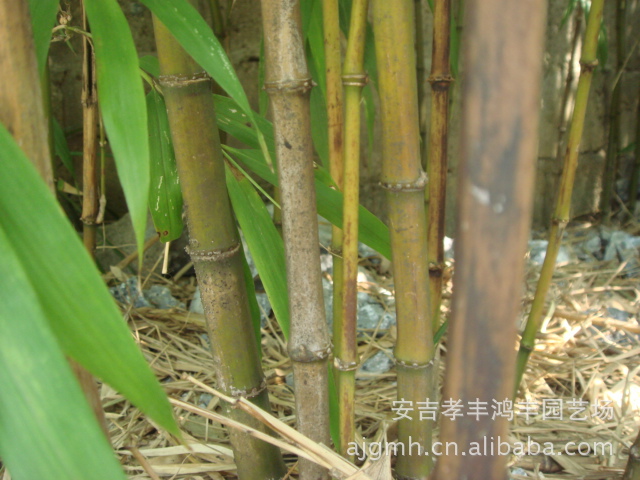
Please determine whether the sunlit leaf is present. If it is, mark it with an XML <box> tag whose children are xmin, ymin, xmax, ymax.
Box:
<box><xmin>0</xmin><ymin>122</ymin><xmax>178</xmax><ymax>438</ymax></box>
<box><xmin>147</xmin><ymin>89</ymin><xmax>184</xmax><ymax>242</ymax></box>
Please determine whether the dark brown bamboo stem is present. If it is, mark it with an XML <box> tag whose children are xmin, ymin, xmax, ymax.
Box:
<box><xmin>260</xmin><ymin>2</ymin><xmax>332</xmax><ymax>479</ymax></box>
<box><xmin>80</xmin><ymin>4</ymin><xmax>100</xmax><ymax>258</ymax></box>
<box><xmin>433</xmin><ymin>0</ymin><xmax>546</xmax><ymax>478</ymax></box>
<box><xmin>426</xmin><ymin>0</ymin><xmax>454</xmax><ymax>329</ymax></box>
<box><xmin>153</xmin><ymin>14</ymin><xmax>286</xmax><ymax>480</ymax></box>
<box><xmin>372</xmin><ymin>1</ymin><xmax>434</xmax><ymax>478</ymax></box>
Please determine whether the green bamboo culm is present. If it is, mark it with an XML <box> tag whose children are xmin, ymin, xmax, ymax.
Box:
<box><xmin>152</xmin><ymin>15</ymin><xmax>287</xmax><ymax>480</ymax></box>
<box><xmin>425</xmin><ymin>0</ymin><xmax>454</xmax><ymax>330</ymax></box>
<box><xmin>335</xmin><ymin>0</ymin><xmax>369</xmax><ymax>459</ymax></box>
<box><xmin>322</xmin><ymin>0</ymin><xmax>347</xmax><ymax>454</ymax></box>
<box><xmin>260</xmin><ymin>1</ymin><xmax>332</xmax><ymax>479</ymax></box>
<box><xmin>372</xmin><ymin>1</ymin><xmax>434</xmax><ymax>477</ymax></box>
<box><xmin>514</xmin><ymin>0</ymin><xmax>605</xmax><ymax>396</ymax></box>
<box><xmin>600</xmin><ymin>0</ymin><xmax>626</xmax><ymax>222</ymax></box>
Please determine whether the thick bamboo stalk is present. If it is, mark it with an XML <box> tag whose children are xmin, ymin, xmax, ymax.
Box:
<box><xmin>372</xmin><ymin>2</ymin><xmax>434</xmax><ymax>478</ymax></box>
<box><xmin>152</xmin><ymin>16</ymin><xmax>286</xmax><ymax>480</ymax></box>
<box><xmin>260</xmin><ymin>2</ymin><xmax>332</xmax><ymax>479</ymax></box>
<box><xmin>600</xmin><ymin>0</ymin><xmax>626</xmax><ymax>221</ymax></box>
<box><xmin>0</xmin><ymin>0</ymin><xmax>54</xmax><ymax>193</ymax></box>
<box><xmin>515</xmin><ymin>0</ymin><xmax>604</xmax><ymax>394</ymax></box>
<box><xmin>335</xmin><ymin>0</ymin><xmax>369</xmax><ymax>459</ymax></box>
<box><xmin>426</xmin><ymin>0</ymin><xmax>454</xmax><ymax>329</ymax></box>
<box><xmin>433</xmin><ymin>0</ymin><xmax>546</xmax><ymax>478</ymax></box>
<box><xmin>80</xmin><ymin>4</ymin><xmax>100</xmax><ymax>257</ymax></box>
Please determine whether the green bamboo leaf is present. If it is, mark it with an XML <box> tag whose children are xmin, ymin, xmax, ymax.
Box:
<box><xmin>241</xmin><ymin>245</ymin><xmax>263</xmax><ymax>351</ymax></box>
<box><xmin>227</xmin><ymin>147</ymin><xmax>391</xmax><ymax>259</ymax></box>
<box><xmin>226</xmin><ymin>166</ymin><xmax>291</xmax><ymax>340</ymax></box>
<box><xmin>310</xmin><ymin>72</ymin><xmax>329</xmax><ymax>167</ymax></box>
<box><xmin>52</xmin><ymin>117</ymin><xmax>75</xmax><ymax>181</ymax></box>
<box><xmin>28</xmin><ymin>0</ymin><xmax>59</xmax><ymax>77</ymax></box>
<box><xmin>214</xmin><ymin>95</ymin><xmax>275</xmax><ymax>151</ymax></box>
<box><xmin>147</xmin><ymin>90</ymin><xmax>184</xmax><ymax>242</ymax></box>
<box><xmin>140</xmin><ymin>54</ymin><xmax>161</xmax><ymax>77</ymax></box>
<box><xmin>0</xmin><ymin>122</ymin><xmax>179</xmax><ymax>437</ymax></box>
<box><xmin>0</xmin><ymin>228</ymin><xmax>127</xmax><ymax>480</ymax></box>
<box><xmin>84</xmin><ymin>0</ymin><xmax>150</xmax><ymax>255</ymax></box>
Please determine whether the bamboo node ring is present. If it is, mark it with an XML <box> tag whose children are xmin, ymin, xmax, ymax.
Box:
<box><xmin>428</xmin><ymin>74</ymin><xmax>454</xmax><ymax>85</ymax></box>
<box><xmin>379</xmin><ymin>170</ymin><xmax>427</xmax><ymax>192</ymax></box>
<box><xmin>186</xmin><ymin>242</ymin><xmax>241</xmax><ymax>261</ymax></box>
<box><xmin>263</xmin><ymin>77</ymin><xmax>315</xmax><ymax>94</ymax></box>
<box><xmin>229</xmin><ymin>380</ymin><xmax>267</xmax><ymax>399</ymax></box>
<box><xmin>333</xmin><ymin>358</ymin><xmax>359</xmax><ymax>371</ymax></box>
<box><xmin>288</xmin><ymin>343</ymin><xmax>333</xmax><ymax>363</ymax></box>
<box><xmin>342</xmin><ymin>73</ymin><xmax>368</xmax><ymax>87</ymax></box>
<box><xmin>395</xmin><ymin>358</ymin><xmax>433</xmax><ymax>370</ymax></box>
<box><xmin>579</xmin><ymin>59</ymin><xmax>599</xmax><ymax>72</ymax></box>
<box><xmin>158</xmin><ymin>71</ymin><xmax>210</xmax><ymax>88</ymax></box>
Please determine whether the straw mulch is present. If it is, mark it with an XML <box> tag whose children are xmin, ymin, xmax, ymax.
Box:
<box><xmin>104</xmin><ymin>221</ymin><xmax>639</xmax><ymax>480</ymax></box>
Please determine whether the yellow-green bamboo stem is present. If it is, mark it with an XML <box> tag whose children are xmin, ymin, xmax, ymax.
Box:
<box><xmin>415</xmin><ymin>0</ymin><xmax>428</xmax><ymax>151</ymax></box>
<box><xmin>372</xmin><ymin>1</ymin><xmax>434</xmax><ymax>478</ymax></box>
<box><xmin>80</xmin><ymin>4</ymin><xmax>100</xmax><ymax>258</ymax></box>
<box><xmin>335</xmin><ymin>0</ymin><xmax>368</xmax><ymax>459</ymax></box>
<box><xmin>260</xmin><ymin>2</ymin><xmax>332</xmax><ymax>479</ymax></box>
<box><xmin>433</xmin><ymin>0</ymin><xmax>546</xmax><ymax>477</ymax></box>
<box><xmin>152</xmin><ymin>16</ymin><xmax>286</xmax><ymax>480</ymax></box>
<box><xmin>624</xmin><ymin>430</ymin><xmax>640</xmax><ymax>480</ymax></box>
<box><xmin>515</xmin><ymin>0</ymin><xmax>604</xmax><ymax>395</ymax></box>
<box><xmin>600</xmin><ymin>0</ymin><xmax>626</xmax><ymax>221</ymax></box>
<box><xmin>426</xmin><ymin>0</ymin><xmax>454</xmax><ymax>330</ymax></box>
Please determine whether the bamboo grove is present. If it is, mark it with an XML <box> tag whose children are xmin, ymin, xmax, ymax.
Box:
<box><xmin>0</xmin><ymin>0</ymin><xmax>638</xmax><ymax>479</ymax></box>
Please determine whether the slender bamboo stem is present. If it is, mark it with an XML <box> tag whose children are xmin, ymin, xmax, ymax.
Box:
<box><xmin>426</xmin><ymin>0</ymin><xmax>453</xmax><ymax>330</ymax></box>
<box><xmin>415</xmin><ymin>0</ymin><xmax>428</xmax><ymax>154</ymax></box>
<box><xmin>433</xmin><ymin>0</ymin><xmax>546</xmax><ymax>477</ymax></box>
<box><xmin>600</xmin><ymin>0</ymin><xmax>626</xmax><ymax>221</ymax></box>
<box><xmin>515</xmin><ymin>0</ymin><xmax>605</xmax><ymax>395</ymax></box>
<box><xmin>152</xmin><ymin>15</ymin><xmax>286</xmax><ymax>480</ymax></box>
<box><xmin>372</xmin><ymin>2</ymin><xmax>434</xmax><ymax>478</ymax></box>
<box><xmin>260</xmin><ymin>2</ymin><xmax>332</xmax><ymax>478</ymax></box>
<box><xmin>80</xmin><ymin>3</ymin><xmax>100</xmax><ymax>258</ymax></box>
<box><xmin>335</xmin><ymin>0</ymin><xmax>368</xmax><ymax>459</ymax></box>
<box><xmin>629</xmin><ymin>84</ymin><xmax>640</xmax><ymax>213</ymax></box>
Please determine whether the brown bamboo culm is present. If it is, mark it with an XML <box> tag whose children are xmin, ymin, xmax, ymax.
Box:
<box><xmin>372</xmin><ymin>1</ymin><xmax>434</xmax><ymax>477</ymax></box>
<box><xmin>80</xmin><ymin>3</ymin><xmax>100</xmax><ymax>258</ymax></box>
<box><xmin>515</xmin><ymin>0</ymin><xmax>605</xmax><ymax>393</ymax></box>
<box><xmin>433</xmin><ymin>0</ymin><xmax>546</xmax><ymax>477</ymax></box>
<box><xmin>152</xmin><ymin>15</ymin><xmax>287</xmax><ymax>480</ymax></box>
<box><xmin>426</xmin><ymin>0</ymin><xmax>454</xmax><ymax>329</ymax></box>
<box><xmin>260</xmin><ymin>2</ymin><xmax>332</xmax><ymax>479</ymax></box>
<box><xmin>336</xmin><ymin>0</ymin><xmax>369</xmax><ymax>459</ymax></box>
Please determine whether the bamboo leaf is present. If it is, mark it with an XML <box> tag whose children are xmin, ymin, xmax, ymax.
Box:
<box><xmin>226</xmin><ymin>166</ymin><xmax>291</xmax><ymax>340</ymax></box>
<box><xmin>227</xmin><ymin>147</ymin><xmax>392</xmax><ymax>259</ymax></box>
<box><xmin>310</xmin><ymin>73</ymin><xmax>330</xmax><ymax>167</ymax></box>
<box><xmin>0</xmin><ymin>228</ymin><xmax>128</xmax><ymax>480</ymax></box>
<box><xmin>147</xmin><ymin>90</ymin><xmax>184</xmax><ymax>242</ymax></box>
<box><xmin>0</xmin><ymin>122</ymin><xmax>179</xmax><ymax>438</ymax></box>
<box><xmin>28</xmin><ymin>0</ymin><xmax>59</xmax><ymax>77</ymax></box>
<box><xmin>140</xmin><ymin>54</ymin><xmax>161</xmax><ymax>77</ymax></box>
<box><xmin>84</xmin><ymin>0</ymin><xmax>150</xmax><ymax>254</ymax></box>
<box><xmin>241</xmin><ymin>245</ymin><xmax>263</xmax><ymax>351</ymax></box>
<box><xmin>52</xmin><ymin>117</ymin><xmax>75</xmax><ymax>181</ymax></box>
